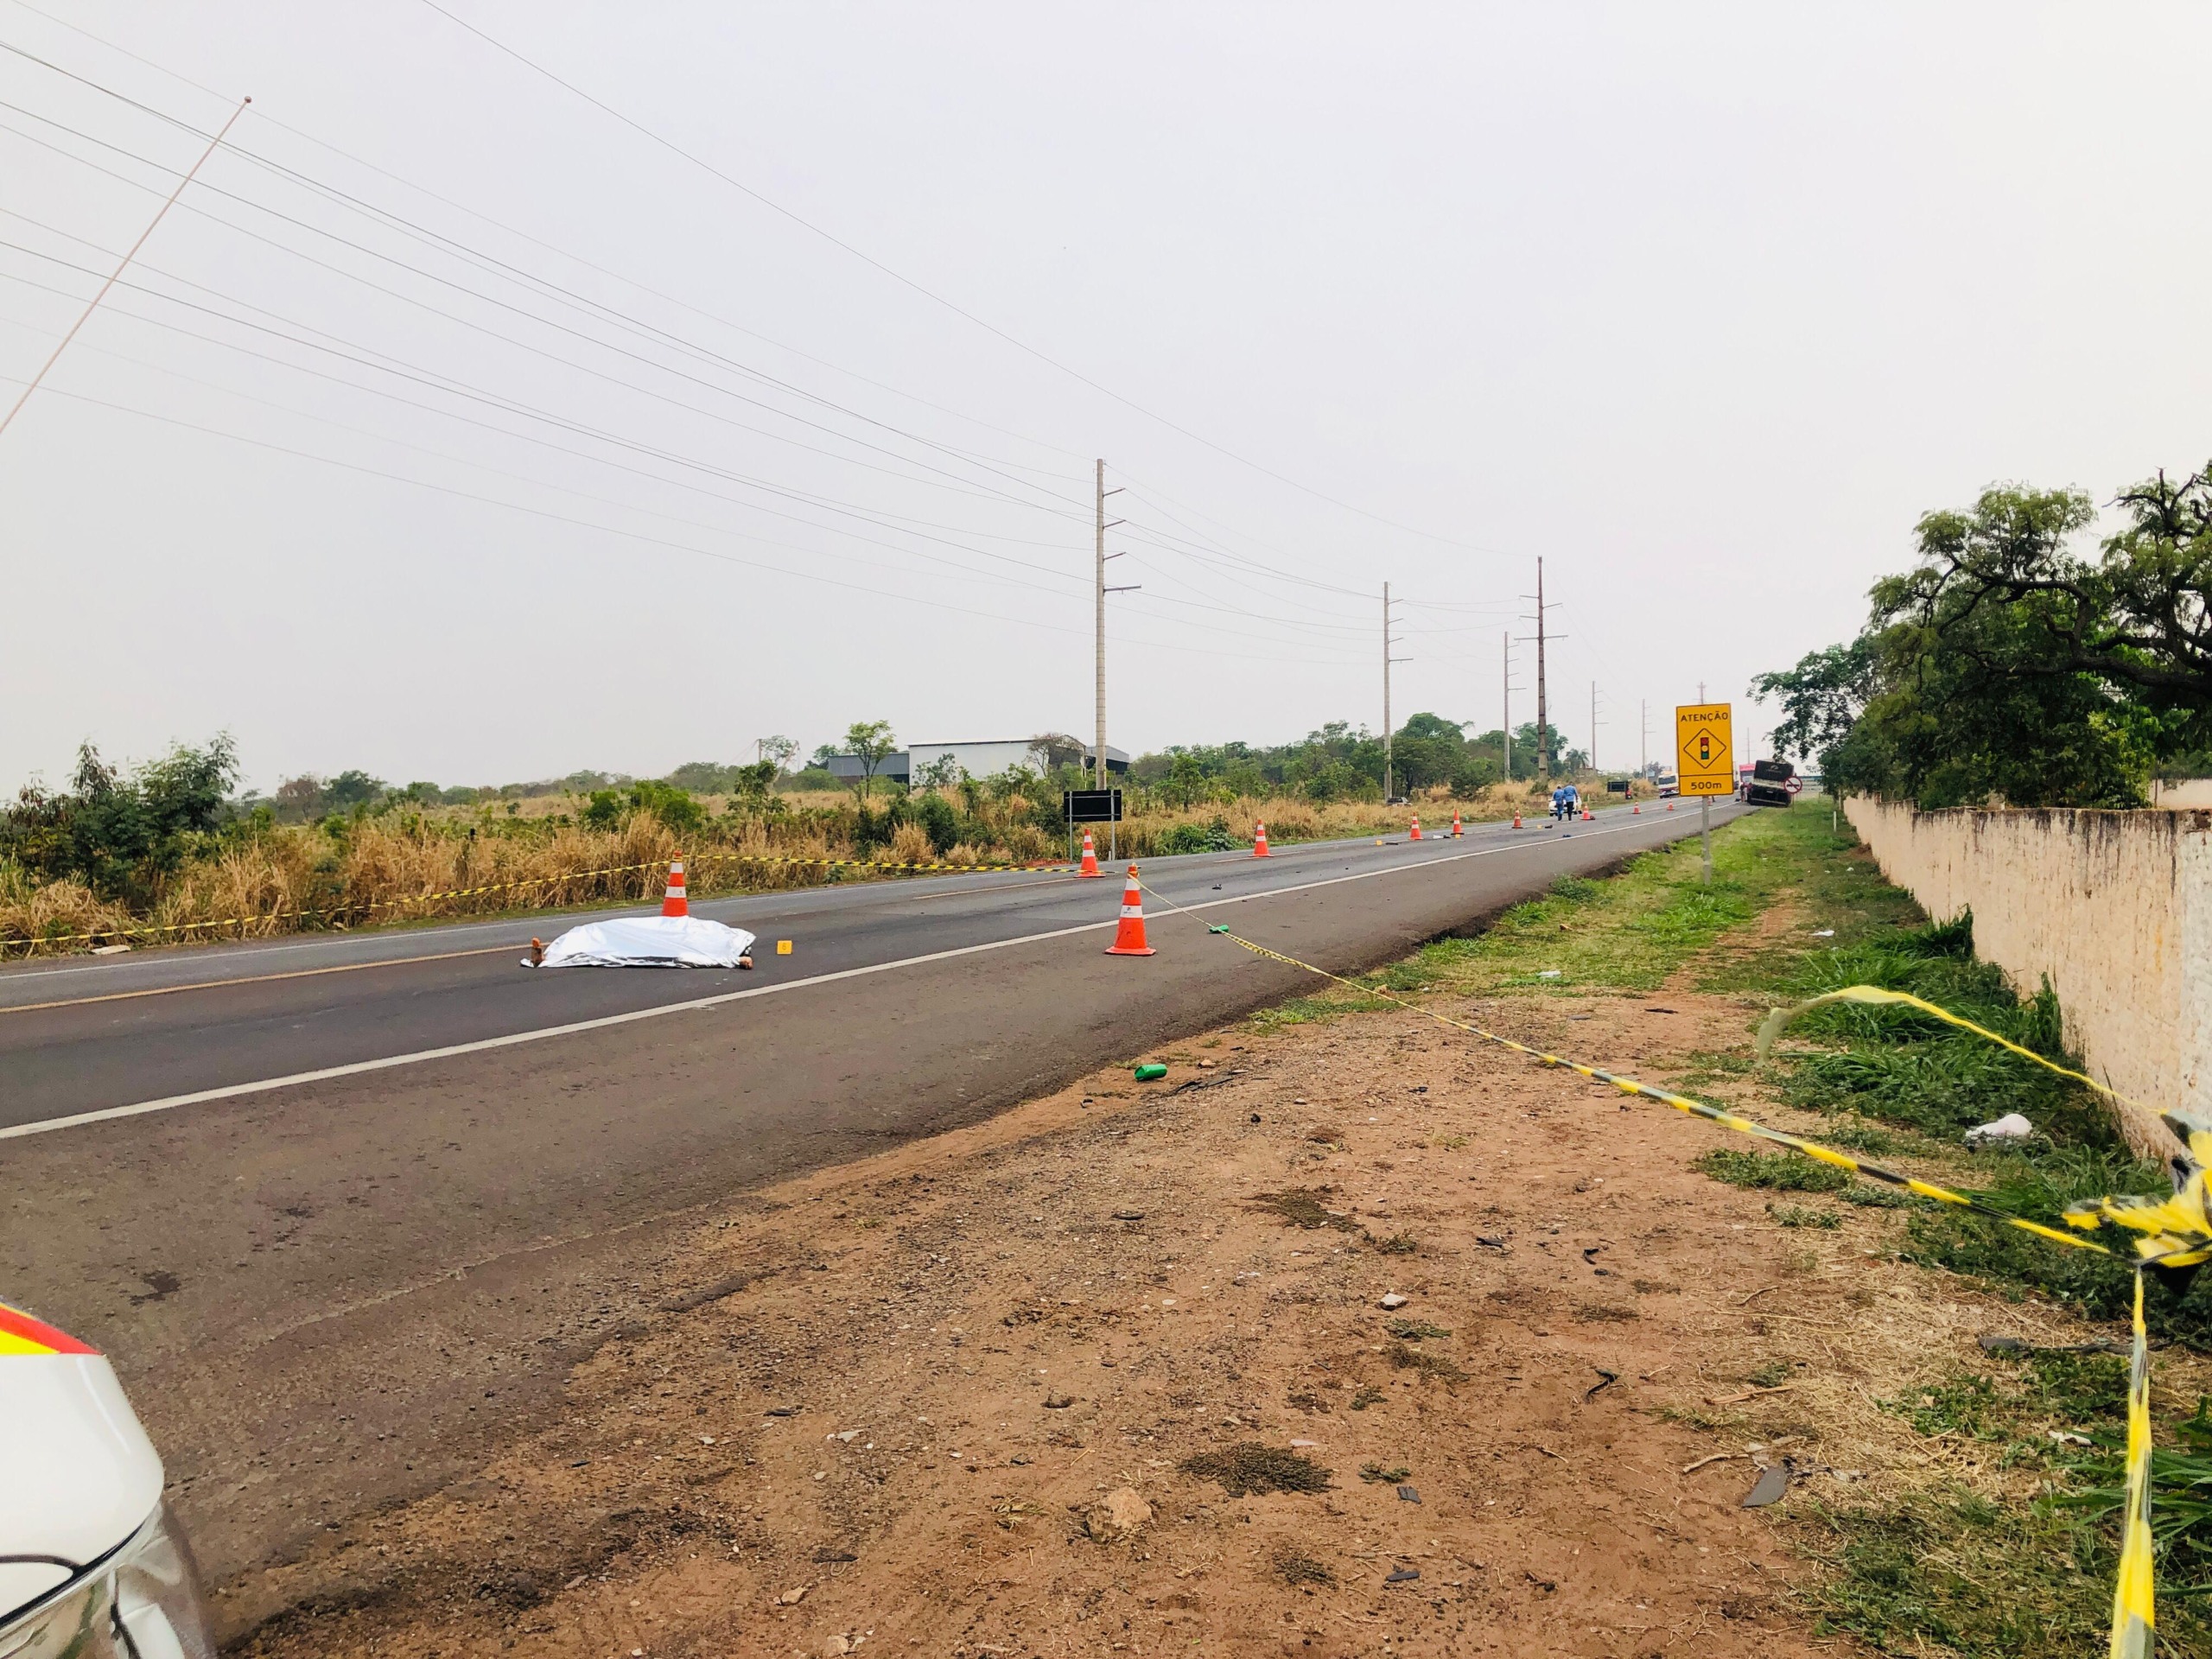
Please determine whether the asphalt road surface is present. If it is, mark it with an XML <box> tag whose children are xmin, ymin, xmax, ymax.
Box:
<box><xmin>0</xmin><ymin>798</ymin><xmax>1738</xmax><ymax>1631</ymax></box>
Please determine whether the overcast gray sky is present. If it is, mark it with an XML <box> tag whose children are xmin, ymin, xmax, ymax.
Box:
<box><xmin>3</xmin><ymin>3</ymin><xmax>2207</xmax><ymax>793</ymax></box>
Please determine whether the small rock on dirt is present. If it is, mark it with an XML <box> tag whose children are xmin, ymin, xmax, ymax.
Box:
<box><xmin>1396</xmin><ymin>1484</ymin><xmax>1421</xmax><ymax>1503</ymax></box>
<box><xmin>778</xmin><ymin>1585</ymin><xmax>809</xmax><ymax>1605</ymax></box>
<box><xmin>1742</xmin><ymin>1465</ymin><xmax>1791</xmax><ymax>1508</ymax></box>
<box><xmin>1379</xmin><ymin>1293</ymin><xmax>1409</xmax><ymax>1310</ymax></box>
<box><xmin>1083</xmin><ymin>1487</ymin><xmax>1154</xmax><ymax>1543</ymax></box>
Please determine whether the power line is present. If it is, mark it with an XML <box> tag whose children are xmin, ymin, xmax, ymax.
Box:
<box><xmin>410</xmin><ymin>0</ymin><xmax>1516</xmax><ymax>556</ymax></box>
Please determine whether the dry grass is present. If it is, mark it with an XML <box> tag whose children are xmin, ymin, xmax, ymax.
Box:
<box><xmin>0</xmin><ymin>778</ymin><xmax>1580</xmax><ymax>957</ymax></box>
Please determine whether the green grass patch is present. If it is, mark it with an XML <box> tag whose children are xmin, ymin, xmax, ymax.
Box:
<box><xmin>1804</xmin><ymin>1347</ymin><xmax>2212</xmax><ymax>1657</ymax></box>
<box><xmin>1396</xmin><ymin>809</ymin><xmax>1825</xmax><ymax>997</ymax></box>
<box><xmin>1696</xmin><ymin>1146</ymin><xmax>1853</xmax><ymax>1192</ymax></box>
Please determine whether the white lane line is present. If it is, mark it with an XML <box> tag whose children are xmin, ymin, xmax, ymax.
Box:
<box><xmin>0</xmin><ymin>813</ymin><xmax>1700</xmax><ymax>1143</ymax></box>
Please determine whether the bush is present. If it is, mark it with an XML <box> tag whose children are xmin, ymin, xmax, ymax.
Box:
<box><xmin>0</xmin><ymin>737</ymin><xmax>238</xmax><ymax>906</ymax></box>
<box><xmin>579</xmin><ymin>780</ymin><xmax>704</xmax><ymax>836</ymax></box>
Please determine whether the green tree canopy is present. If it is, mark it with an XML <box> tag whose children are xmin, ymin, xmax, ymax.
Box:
<box><xmin>1753</xmin><ymin>467</ymin><xmax>2212</xmax><ymax>807</ymax></box>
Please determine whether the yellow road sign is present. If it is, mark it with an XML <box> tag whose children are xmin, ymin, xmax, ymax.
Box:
<box><xmin>1676</xmin><ymin>702</ymin><xmax>1734</xmax><ymax>796</ymax></box>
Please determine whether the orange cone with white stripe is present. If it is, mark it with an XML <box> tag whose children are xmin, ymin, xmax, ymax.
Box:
<box><xmin>1105</xmin><ymin>863</ymin><xmax>1155</xmax><ymax>956</ymax></box>
<box><xmin>1253</xmin><ymin>821</ymin><xmax>1271</xmax><ymax>857</ymax></box>
<box><xmin>1409</xmin><ymin>815</ymin><xmax>1422</xmax><ymax>841</ymax></box>
<box><xmin>1077</xmin><ymin>829</ymin><xmax>1103</xmax><ymax>878</ymax></box>
<box><xmin>1451</xmin><ymin>810</ymin><xmax>1463</xmax><ymax>838</ymax></box>
<box><xmin>1632</xmin><ymin>802</ymin><xmax>1641</xmax><ymax>814</ymax></box>
<box><xmin>1581</xmin><ymin>807</ymin><xmax>1592</xmax><ymax>822</ymax></box>
<box><xmin>1513</xmin><ymin>811</ymin><xmax>1522</xmax><ymax>829</ymax></box>
<box><xmin>661</xmin><ymin>859</ymin><xmax>689</xmax><ymax>917</ymax></box>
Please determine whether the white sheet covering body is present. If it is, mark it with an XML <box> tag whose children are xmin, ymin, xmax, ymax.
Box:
<box><xmin>533</xmin><ymin>915</ymin><xmax>757</xmax><ymax>969</ymax></box>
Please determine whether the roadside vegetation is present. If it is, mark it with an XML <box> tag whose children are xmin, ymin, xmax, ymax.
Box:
<box><xmin>1754</xmin><ymin>461</ymin><xmax>2212</xmax><ymax>807</ymax></box>
<box><xmin>1</xmin><ymin>710</ymin><xmax>1633</xmax><ymax>956</ymax></box>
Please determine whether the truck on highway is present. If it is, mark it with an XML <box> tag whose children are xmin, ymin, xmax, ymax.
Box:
<box><xmin>0</xmin><ymin>1300</ymin><xmax>214</xmax><ymax>1657</ymax></box>
<box><xmin>1655</xmin><ymin>767</ymin><xmax>1680</xmax><ymax>798</ymax></box>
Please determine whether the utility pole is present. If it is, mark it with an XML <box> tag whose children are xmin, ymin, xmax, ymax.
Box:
<box><xmin>1517</xmin><ymin>558</ymin><xmax>1564</xmax><ymax>781</ymax></box>
<box><xmin>1502</xmin><ymin>632</ymin><xmax>1515</xmax><ymax>781</ymax></box>
<box><xmin>1382</xmin><ymin>584</ymin><xmax>1409</xmax><ymax>801</ymax></box>
<box><xmin>1590</xmin><ymin>681</ymin><xmax>1600</xmax><ymax>776</ymax></box>
<box><xmin>1094</xmin><ymin>460</ymin><xmax>1128</xmax><ymax>851</ymax></box>
<box><xmin>1640</xmin><ymin>698</ymin><xmax>1649</xmax><ymax>781</ymax></box>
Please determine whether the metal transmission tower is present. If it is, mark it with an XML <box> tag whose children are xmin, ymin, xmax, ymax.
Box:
<box><xmin>1516</xmin><ymin>558</ymin><xmax>1565</xmax><ymax>779</ymax></box>
<box><xmin>1382</xmin><ymin>583</ymin><xmax>1409</xmax><ymax>800</ymax></box>
<box><xmin>1094</xmin><ymin>461</ymin><xmax>1132</xmax><ymax>790</ymax></box>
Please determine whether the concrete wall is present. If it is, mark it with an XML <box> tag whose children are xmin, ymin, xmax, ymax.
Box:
<box><xmin>1842</xmin><ymin>797</ymin><xmax>2212</xmax><ymax>1161</ymax></box>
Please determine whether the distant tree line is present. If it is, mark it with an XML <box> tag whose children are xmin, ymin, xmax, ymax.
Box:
<box><xmin>1753</xmin><ymin>464</ymin><xmax>2212</xmax><ymax>807</ymax></box>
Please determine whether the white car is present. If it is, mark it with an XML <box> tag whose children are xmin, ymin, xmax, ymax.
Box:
<box><xmin>0</xmin><ymin>1300</ymin><xmax>214</xmax><ymax>1658</ymax></box>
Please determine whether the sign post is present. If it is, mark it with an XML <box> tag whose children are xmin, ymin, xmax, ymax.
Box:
<box><xmin>1675</xmin><ymin>702</ymin><xmax>1734</xmax><ymax>884</ymax></box>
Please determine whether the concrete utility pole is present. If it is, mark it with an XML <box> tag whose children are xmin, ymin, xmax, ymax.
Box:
<box><xmin>1502</xmin><ymin>631</ymin><xmax>1513</xmax><ymax>781</ymax></box>
<box><xmin>1379</xmin><ymin>585</ymin><xmax>1411</xmax><ymax>801</ymax></box>
<box><xmin>1640</xmin><ymin>698</ymin><xmax>1649</xmax><ymax>780</ymax></box>
<box><xmin>1590</xmin><ymin>681</ymin><xmax>1599</xmax><ymax>775</ymax></box>
<box><xmin>1519</xmin><ymin>559</ymin><xmax>1562</xmax><ymax>781</ymax></box>
<box><xmin>1535</xmin><ymin>561</ymin><xmax>1549</xmax><ymax>779</ymax></box>
<box><xmin>1093</xmin><ymin>460</ymin><xmax>1127</xmax><ymax>792</ymax></box>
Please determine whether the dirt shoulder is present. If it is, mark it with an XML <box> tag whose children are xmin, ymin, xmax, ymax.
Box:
<box><xmin>232</xmin><ymin>810</ymin><xmax>2196</xmax><ymax>1658</ymax></box>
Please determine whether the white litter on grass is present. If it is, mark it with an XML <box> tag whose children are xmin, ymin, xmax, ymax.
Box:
<box><xmin>528</xmin><ymin>915</ymin><xmax>757</xmax><ymax>969</ymax></box>
<box><xmin>1811</xmin><ymin>929</ymin><xmax>1835</xmax><ymax>938</ymax></box>
<box><xmin>1964</xmin><ymin>1112</ymin><xmax>2034</xmax><ymax>1147</ymax></box>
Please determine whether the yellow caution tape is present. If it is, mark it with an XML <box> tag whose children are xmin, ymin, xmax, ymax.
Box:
<box><xmin>0</xmin><ymin>849</ymin><xmax>1069</xmax><ymax>956</ymax></box>
<box><xmin>1141</xmin><ymin>873</ymin><xmax>2199</xmax><ymax>1655</ymax></box>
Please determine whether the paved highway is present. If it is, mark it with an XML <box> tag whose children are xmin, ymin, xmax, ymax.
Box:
<box><xmin>0</xmin><ymin>799</ymin><xmax>1736</xmax><ymax>1631</ymax></box>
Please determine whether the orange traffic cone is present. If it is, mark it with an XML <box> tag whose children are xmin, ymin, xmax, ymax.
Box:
<box><xmin>1409</xmin><ymin>816</ymin><xmax>1422</xmax><ymax>841</ymax></box>
<box><xmin>1253</xmin><ymin>821</ymin><xmax>1271</xmax><ymax>857</ymax></box>
<box><xmin>1105</xmin><ymin>863</ymin><xmax>1155</xmax><ymax>956</ymax></box>
<box><xmin>1581</xmin><ymin>808</ymin><xmax>1592</xmax><ymax>821</ymax></box>
<box><xmin>661</xmin><ymin>860</ymin><xmax>688</xmax><ymax>918</ymax></box>
<box><xmin>1451</xmin><ymin>810</ymin><xmax>1463</xmax><ymax>838</ymax></box>
<box><xmin>1077</xmin><ymin>829</ymin><xmax>1103</xmax><ymax>878</ymax></box>
<box><xmin>1668</xmin><ymin>799</ymin><xmax>1676</xmax><ymax>811</ymax></box>
<box><xmin>1632</xmin><ymin>802</ymin><xmax>1641</xmax><ymax>814</ymax></box>
<box><xmin>1513</xmin><ymin>812</ymin><xmax>1522</xmax><ymax>829</ymax></box>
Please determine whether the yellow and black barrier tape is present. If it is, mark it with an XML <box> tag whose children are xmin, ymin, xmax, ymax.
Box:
<box><xmin>0</xmin><ymin>849</ymin><xmax>1071</xmax><ymax>956</ymax></box>
<box><xmin>1134</xmin><ymin>873</ymin><xmax>2196</xmax><ymax>1658</ymax></box>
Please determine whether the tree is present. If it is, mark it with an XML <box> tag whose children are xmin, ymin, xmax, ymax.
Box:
<box><xmin>326</xmin><ymin>769</ymin><xmax>385</xmax><ymax>810</ymax></box>
<box><xmin>1749</xmin><ymin>638</ymin><xmax>1877</xmax><ymax>768</ymax></box>
<box><xmin>0</xmin><ymin>735</ymin><xmax>239</xmax><ymax>904</ymax></box>
<box><xmin>1751</xmin><ymin>473</ymin><xmax>2212</xmax><ymax>807</ymax></box>
<box><xmin>843</xmin><ymin>721</ymin><xmax>898</xmax><ymax>798</ymax></box>
<box><xmin>755</xmin><ymin>734</ymin><xmax>798</xmax><ymax>772</ymax></box>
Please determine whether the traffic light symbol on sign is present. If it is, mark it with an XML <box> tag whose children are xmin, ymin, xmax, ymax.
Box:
<box><xmin>1697</xmin><ymin>734</ymin><xmax>1711</xmax><ymax>764</ymax></box>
